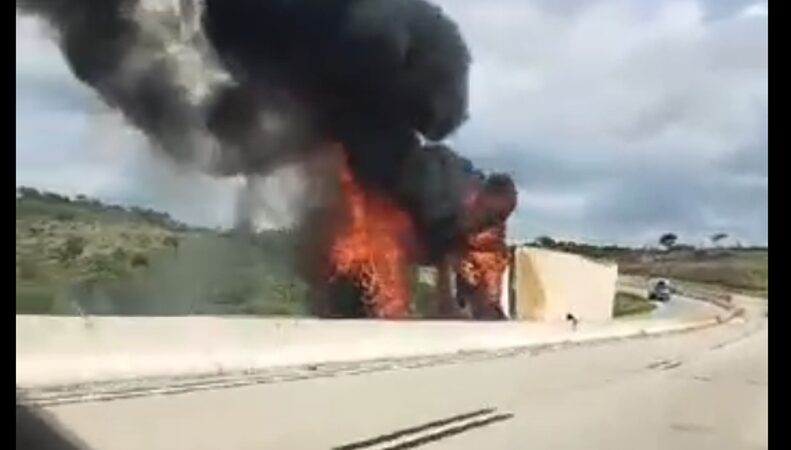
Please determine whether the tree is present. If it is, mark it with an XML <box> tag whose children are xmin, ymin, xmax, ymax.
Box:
<box><xmin>658</xmin><ymin>233</ymin><xmax>677</xmax><ymax>251</ymax></box>
<box><xmin>17</xmin><ymin>186</ymin><xmax>41</xmax><ymax>199</ymax></box>
<box><xmin>710</xmin><ymin>233</ymin><xmax>728</xmax><ymax>247</ymax></box>
<box><xmin>534</xmin><ymin>236</ymin><xmax>556</xmax><ymax>248</ymax></box>
<box><xmin>42</xmin><ymin>191</ymin><xmax>68</xmax><ymax>203</ymax></box>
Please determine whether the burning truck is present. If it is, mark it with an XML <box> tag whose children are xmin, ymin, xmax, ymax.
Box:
<box><xmin>18</xmin><ymin>0</ymin><xmax>517</xmax><ymax>319</ymax></box>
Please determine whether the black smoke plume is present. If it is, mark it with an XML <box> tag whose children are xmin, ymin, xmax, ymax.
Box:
<box><xmin>17</xmin><ymin>0</ymin><xmax>214</xmax><ymax>165</ymax></box>
<box><xmin>17</xmin><ymin>0</ymin><xmax>515</xmax><ymax>261</ymax></box>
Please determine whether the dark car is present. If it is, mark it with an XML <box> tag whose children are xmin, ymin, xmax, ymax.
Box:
<box><xmin>648</xmin><ymin>279</ymin><xmax>672</xmax><ymax>302</ymax></box>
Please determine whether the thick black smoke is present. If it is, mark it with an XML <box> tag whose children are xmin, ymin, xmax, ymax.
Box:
<box><xmin>203</xmin><ymin>0</ymin><xmax>513</xmax><ymax>260</ymax></box>
<box><xmin>17</xmin><ymin>0</ymin><xmax>515</xmax><ymax>260</ymax></box>
<box><xmin>17</xmin><ymin>0</ymin><xmax>214</xmax><ymax>165</ymax></box>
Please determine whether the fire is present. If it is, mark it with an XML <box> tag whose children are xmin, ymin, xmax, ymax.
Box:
<box><xmin>327</xmin><ymin>149</ymin><xmax>415</xmax><ymax>318</ymax></box>
<box><xmin>321</xmin><ymin>145</ymin><xmax>515</xmax><ymax>321</ymax></box>
<box><xmin>456</xmin><ymin>224</ymin><xmax>509</xmax><ymax>318</ymax></box>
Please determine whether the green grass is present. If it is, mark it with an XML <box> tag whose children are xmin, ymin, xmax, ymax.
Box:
<box><xmin>620</xmin><ymin>250</ymin><xmax>768</xmax><ymax>298</ymax></box>
<box><xmin>16</xmin><ymin>283</ymin><xmax>57</xmax><ymax>315</ymax></box>
<box><xmin>613</xmin><ymin>292</ymin><xmax>657</xmax><ymax>317</ymax></box>
<box><xmin>16</xmin><ymin>190</ymin><xmax>310</xmax><ymax>316</ymax></box>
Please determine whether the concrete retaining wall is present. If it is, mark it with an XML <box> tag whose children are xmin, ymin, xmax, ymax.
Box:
<box><xmin>512</xmin><ymin>247</ymin><xmax>617</xmax><ymax>322</ymax></box>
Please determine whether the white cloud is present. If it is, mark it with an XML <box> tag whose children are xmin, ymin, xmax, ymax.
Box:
<box><xmin>442</xmin><ymin>0</ymin><xmax>767</xmax><ymax>244</ymax></box>
<box><xmin>16</xmin><ymin>16</ymin><xmax>65</xmax><ymax>79</ymax></box>
<box><xmin>741</xmin><ymin>2</ymin><xmax>768</xmax><ymax>17</ymax></box>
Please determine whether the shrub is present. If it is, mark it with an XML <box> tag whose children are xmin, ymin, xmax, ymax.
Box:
<box><xmin>111</xmin><ymin>247</ymin><xmax>128</xmax><ymax>262</ymax></box>
<box><xmin>58</xmin><ymin>236</ymin><xmax>85</xmax><ymax>263</ymax></box>
<box><xmin>85</xmin><ymin>254</ymin><xmax>127</xmax><ymax>280</ymax></box>
<box><xmin>55</xmin><ymin>211</ymin><xmax>76</xmax><ymax>221</ymax></box>
<box><xmin>131</xmin><ymin>253</ymin><xmax>149</xmax><ymax>268</ymax></box>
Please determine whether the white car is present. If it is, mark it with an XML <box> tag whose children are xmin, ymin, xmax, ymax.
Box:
<box><xmin>648</xmin><ymin>279</ymin><xmax>673</xmax><ymax>302</ymax></box>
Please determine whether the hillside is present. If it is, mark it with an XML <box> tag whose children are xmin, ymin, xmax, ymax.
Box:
<box><xmin>16</xmin><ymin>188</ymin><xmax>309</xmax><ymax>316</ymax></box>
<box><xmin>617</xmin><ymin>250</ymin><xmax>768</xmax><ymax>297</ymax></box>
<box><xmin>18</xmin><ymin>187</ymin><xmax>766</xmax><ymax>317</ymax></box>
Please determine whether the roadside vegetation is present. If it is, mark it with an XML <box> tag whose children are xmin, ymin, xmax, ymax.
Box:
<box><xmin>618</xmin><ymin>252</ymin><xmax>767</xmax><ymax>298</ymax></box>
<box><xmin>16</xmin><ymin>187</ymin><xmax>308</xmax><ymax>316</ymax></box>
<box><xmin>17</xmin><ymin>187</ymin><xmax>767</xmax><ymax>317</ymax></box>
<box><xmin>613</xmin><ymin>292</ymin><xmax>657</xmax><ymax>317</ymax></box>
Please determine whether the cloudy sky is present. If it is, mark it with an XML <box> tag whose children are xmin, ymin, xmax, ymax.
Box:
<box><xmin>16</xmin><ymin>0</ymin><xmax>767</xmax><ymax>246</ymax></box>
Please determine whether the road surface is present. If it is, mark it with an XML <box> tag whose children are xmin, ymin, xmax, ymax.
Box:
<box><xmin>36</xmin><ymin>304</ymin><xmax>766</xmax><ymax>450</ymax></box>
<box><xmin>647</xmin><ymin>295</ymin><xmax>721</xmax><ymax>320</ymax></box>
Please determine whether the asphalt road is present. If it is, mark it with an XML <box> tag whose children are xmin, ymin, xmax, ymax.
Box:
<box><xmin>647</xmin><ymin>295</ymin><xmax>721</xmax><ymax>320</ymax></box>
<box><xmin>39</xmin><ymin>304</ymin><xmax>767</xmax><ymax>450</ymax></box>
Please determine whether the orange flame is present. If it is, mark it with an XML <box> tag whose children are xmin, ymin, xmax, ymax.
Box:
<box><xmin>327</xmin><ymin>149</ymin><xmax>415</xmax><ymax>318</ymax></box>
<box><xmin>457</xmin><ymin>224</ymin><xmax>509</xmax><ymax>317</ymax></box>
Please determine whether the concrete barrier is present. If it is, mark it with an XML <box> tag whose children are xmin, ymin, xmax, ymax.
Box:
<box><xmin>14</xmin><ymin>316</ymin><xmax>551</xmax><ymax>387</ymax></box>
<box><xmin>512</xmin><ymin>247</ymin><xmax>617</xmax><ymax>322</ymax></box>
<box><xmin>17</xmin><ymin>310</ymin><xmax>729</xmax><ymax>389</ymax></box>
